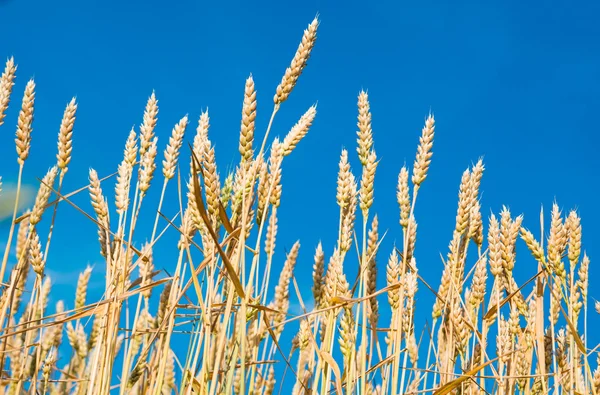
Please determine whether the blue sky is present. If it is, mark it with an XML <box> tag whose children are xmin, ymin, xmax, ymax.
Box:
<box><xmin>1</xmin><ymin>0</ymin><xmax>599</xmax><ymax>390</ymax></box>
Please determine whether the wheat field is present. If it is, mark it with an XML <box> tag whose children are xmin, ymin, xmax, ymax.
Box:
<box><xmin>0</xmin><ymin>16</ymin><xmax>598</xmax><ymax>395</ymax></box>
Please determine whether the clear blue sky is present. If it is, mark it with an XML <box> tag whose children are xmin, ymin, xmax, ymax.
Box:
<box><xmin>1</xmin><ymin>0</ymin><xmax>599</xmax><ymax>389</ymax></box>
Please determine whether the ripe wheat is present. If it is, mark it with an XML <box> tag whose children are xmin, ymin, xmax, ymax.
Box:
<box><xmin>0</xmin><ymin>16</ymin><xmax>597</xmax><ymax>395</ymax></box>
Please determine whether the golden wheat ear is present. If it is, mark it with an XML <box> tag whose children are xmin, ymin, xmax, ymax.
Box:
<box><xmin>274</xmin><ymin>17</ymin><xmax>319</xmax><ymax>106</ymax></box>
<box><xmin>0</xmin><ymin>57</ymin><xmax>17</xmax><ymax>127</ymax></box>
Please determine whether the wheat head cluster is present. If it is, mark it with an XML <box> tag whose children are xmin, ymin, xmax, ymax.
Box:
<box><xmin>0</xmin><ymin>16</ymin><xmax>598</xmax><ymax>395</ymax></box>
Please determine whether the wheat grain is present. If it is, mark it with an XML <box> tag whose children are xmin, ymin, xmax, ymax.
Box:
<box><xmin>336</xmin><ymin>149</ymin><xmax>352</xmax><ymax>209</ymax></box>
<box><xmin>412</xmin><ymin>114</ymin><xmax>435</xmax><ymax>188</ymax></box>
<box><xmin>468</xmin><ymin>255</ymin><xmax>488</xmax><ymax>310</ymax></box>
<box><xmin>15</xmin><ymin>79</ymin><xmax>35</xmax><ymax>164</ymax></box>
<box><xmin>397</xmin><ymin>166</ymin><xmax>410</xmax><ymax>229</ymax></box>
<box><xmin>323</xmin><ymin>249</ymin><xmax>349</xmax><ymax>309</ymax></box>
<box><xmin>11</xmin><ymin>250</ymin><xmax>30</xmax><ymax>313</ymax></box>
<box><xmin>488</xmin><ymin>213</ymin><xmax>503</xmax><ymax>277</ymax></box>
<box><xmin>520</xmin><ymin>227</ymin><xmax>544</xmax><ymax>263</ymax></box>
<box><xmin>359</xmin><ymin>150</ymin><xmax>378</xmax><ymax>212</ymax></box>
<box><xmin>220</xmin><ymin>172</ymin><xmax>234</xmax><ymax>210</ymax></box>
<box><xmin>202</xmin><ymin>140</ymin><xmax>221</xmax><ymax>220</ymax></box>
<box><xmin>264</xmin><ymin>209</ymin><xmax>278</xmax><ymax>256</ymax></box>
<box><xmin>39</xmin><ymin>276</ymin><xmax>52</xmax><ymax>313</ymax></box>
<box><xmin>185</xmin><ymin>177</ymin><xmax>202</xmax><ymax>231</ymax></box>
<box><xmin>547</xmin><ymin>203</ymin><xmax>567</xmax><ymax>279</ymax></box>
<box><xmin>451</xmin><ymin>298</ymin><xmax>468</xmax><ymax>355</ymax></box>
<box><xmin>468</xmin><ymin>199</ymin><xmax>483</xmax><ymax>246</ymax></box>
<box><xmin>312</xmin><ymin>242</ymin><xmax>325</xmax><ymax>309</ymax></box>
<box><xmin>267</xmin><ymin>139</ymin><xmax>284</xmax><ymax>207</ymax></box>
<box><xmin>466</xmin><ymin>175</ymin><xmax>485</xmax><ymax>271</ymax></box>
<box><xmin>139</xmin><ymin>243</ymin><xmax>154</xmax><ymax>299</ymax></box>
<box><xmin>162</xmin><ymin>116</ymin><xmax>188</xmax><ymax>180</ymax></box>
<box><xmin>193</xmin><ymin>110</ymin><xmax>209</xmax><ymax>165</ymax></box>
<box><xmin>432</xmin><ymin>261</ymin><xmax>452</xmax><ymax>319</ymax></box>
<box><xmin>88</xmin><ymin>315</ymin><xmax>102</xmax><ymax>350</ymax></box>
<box><xmin>41</xmin><ymin>352</ymin><xmax>54</xmax><ymax>392</ymax></box>
<box><xmin>0</xmin><ymin>57</ymin><xmax>17</xmax><ymax>126</ymax></box>
<box><xmin>339</xmin><ymin>306</ymin><xmax>356</xmax><ymax>365</ymax></box>
<box><xmin>500</xmin><ymin>207</ymin><xmax>522</xmax><ymax>272</ymax></box>
<box><xmin>405</xmin><ymin>216</ymin><xmax>417</xmax><ymax>264</ymax></box>
<box><xmin>139</xmin><ymin>136</ymin><xmax>158</xmax><ymax>195</ymax></box>
<box><xmin>30</xmin><ymin>167</ymin><xmax>58</xmax><ymax>226</ymax></box>
<box><xmin>578</xmin><ymin>253</ymin><xmax>589</xmax><ymax>303</ymax></box>
<box><xmin>74</xmin><ymin>266</ymin><xmax>92</xmax><ymax>310</ymax></box>
<box><xmin>239</xmin><ymin>75</ymin><xmax>256</xmax><ymax>162</ymax></box>
<box><xmin>89</xmin><ymin>169</ymin><xmax>110</xmax><ymax>258</ymax></box>
<box><xmin>274</xmin><ymin>17</ymin><xmax>318</xmax><ymax>105</ymax></box>
<box><xmin>356</xmin><ymin>90</ymin><xmax>373</xmax><ymax>165</ymax></box>
<box><xmin>124</xmin><ymin>128</ymin><xmax>138</xmax><ymax>166</ymax></box>
<box><xmin>88</xmin><ymin>169</ymin><xmax>108</xmax><ymax>220</ymax></box>
<box><xmin>567</xmin><ymin>210</ymin><xmax>582</xmax><ymax>266</ymax></box>
<box><xmin>455</xmin><ymin>169</ymin><xmax>472</xmax><ymax>234</ymax></box>
<box><xmin>162</xmin><ymin>350</ymin><xmax>176</xmax><ymax>395</ymax></box>
<box><xmin>273</xmin><ymin>241</ymin><xmax>300</xmax><ymax>330</ymax></box>
<box><xmin>497</xmin><ymin>315</ymin><xmax>511</xmax><ymax>365</ymax></box>
<box><xmin>366</xmin><ymin>215</ymin><xmax>379</xmax><ymax>328</ymax></box>
<box><xmin>386</xmin><ymin>250</ymin><xmax>400</xmax><ymax>311</ymax></box>
<box><xmin>340</xmin><ymin>174</ymin><xmax>357</xmax><ymax>253</ymax></box>
<box><xmin>550</xmin><ymin>280</ymin><xmax>561</xmax><ymax>325</ymax></box>
<box><xmin>56</xmin><ymin>98</ymin><xmax>77</xmax><ymax>173</ymax></box>
<box><xmin>156</xmin><ymin>283</ymin><xmax>172</xmax><ymax>329</ymax></box>
<box><xmin>404</xmin><ymin>271</ymin><xmax>418</xmax><ymax>332</ymax></box>
<box><xmin>66</xmin><ymin>322</ymin><xmax>88</xmax><ymax>359</ymax></box>
<box><xmin>139</xmin><ymin>92</ymin><xmax>158</xmax><ymax>159</ymax></box>
<box><xmin>15</xmin><ymin>213</ymin><xmax>30</xmax><ymax>259</ymax></box>
<box><xmin>177</xmin><ymin>206</ymin><xmax>196</xmax><ymax>250</ymax></box>
<box><xmin>115</xmin><ymin>159</ymin><xmax>132</xmax><ymax>214</ymax></box>
<box><xmin>282</xmin><ymin>104</ymin><xmax>316</xmax><ymax>156</ymax></box>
